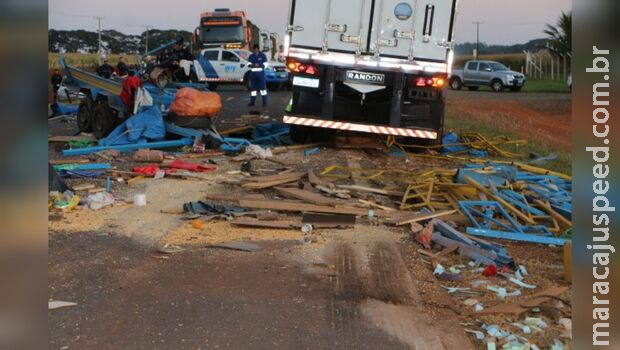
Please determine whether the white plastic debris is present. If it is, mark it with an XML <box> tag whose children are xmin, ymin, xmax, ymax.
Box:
<box><xmin>463</xmin><ymin>298</ymin><xmax>479</xmax><ymax>306</ymax></box>
<box><xmin>433</xmin><ymin>264</ymin><xmax>446</xmax><ymax>276</ymax></box>
<box><xmin>510</xmin><ymin>322</ymin><xmax>531</xmax><ymax>334</ymax></box>
<box><xmin>48</xmin><ymin>301</ymin><xmax>77</xmax><ymax>310</ymax></box>
<box><xmin>519</xmin><ymin>265</ymin><xmax>529</xmax><ymax>276</ymax></box>
<box><xmin>474</xmin><ymin>304</ymin><xmax>484</xmax><ymax>312</ymax></box>
<box><xmin>524</xmin><ymin>317</ymin><xmax>548</xmax><ymax>329</ymax></box>
<box><xmin>487</xmin><ymin>285</ymin><xmax>507</xmax><ymax>299</ymax></box>
<box><xmin>301</xmin><ymin>224</ymin><xmax>314</xmax><ymax>233</ymax></box>
<box><xmin>244</xmin><ymin>144</ymin><xmax>273</xmax><ymax>159</ymax></box>
<box><xmin>87</xmin><ymin>192</ymin><xmax>115</xmax><ymax>210</ymax></box>
<box><xmin>464</xmin><ymin>328</ymin><xmax>485</xmax><ymax>340</ymax></box>
<box><xmin>509</xmin><ymin>277</ymin><xmax>537</xmax><ymax>289</ymax></box>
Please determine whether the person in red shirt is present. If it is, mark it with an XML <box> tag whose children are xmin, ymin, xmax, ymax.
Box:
<box><xmin>120</xmin><ymin>70</ymin><xmax>142</xmax><ymax>115</ymax></box>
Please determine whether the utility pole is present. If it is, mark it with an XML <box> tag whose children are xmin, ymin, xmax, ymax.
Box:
<box><xmin>473</xmin><ymin>21</ymin><xmax>483</xmax><ymax>59</ymax></box>
<box><xmin>94</xmin><ymin>16</ymin><xmax>105</xmax><ymax>63</ymax></box>
<box><xmin>143</xmin><ymin>25</ymin><xmax>152</xmax><ymax>54</ymax></box>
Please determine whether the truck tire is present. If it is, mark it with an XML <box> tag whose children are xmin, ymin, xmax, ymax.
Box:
<box><xmin>92</xmin><ymin>101</ymin><xmax>116</xmax><ymax>139</ymax></box>
<box><xmin>449</xmin><ymin>77</ymin><xmax>462</xmax><ymax>90</ymax></box>
<box><xmin>467</xmin><ymin>86</ymin><xmax>479</xmax><ymax>91</ymax></box>
<box><xmin>208</xmin><ymin>83</ymin><xmax>218</xmax><ymax>91</ymax></box>
<box><xmin>509</xmin><ymin>86</ymin><xmax>522</xmax><ymax>92</ymax></box>
<box><xmin>77</xmin><ymin>96</ymin><xmax>94</xmax><ymax>132</ymax></box>
<box><xmin>290</xmin><ymin>124</ymin><xmax>310</xmax><ymax>143</ymax></box>
<box><xmin>491</xmin><ymin>79</ymin><xmax>504</xmax><ymax>92</ymax></box>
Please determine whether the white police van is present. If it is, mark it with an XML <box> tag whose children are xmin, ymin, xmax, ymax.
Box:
<box><xmin>197</xmin><ymin>48</ymin><xmax>289</xmax><ymax>91</ymax></box>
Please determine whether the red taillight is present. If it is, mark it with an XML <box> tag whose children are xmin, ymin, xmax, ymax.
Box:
<box><xmin>285</xmin><ymin>58</ymin><xmax>319</xmax><ymax>76</ymax></box>
<box><xmin>411</xmin><ymin>76</ymin><xmax>446</xmax><ymax>88</ymax></box>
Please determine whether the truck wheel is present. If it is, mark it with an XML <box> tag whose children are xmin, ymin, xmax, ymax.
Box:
<box><xmin>92</xmin><ymin>102</ymin><xmax>116</xmax><ymax>139</ymax></box>
<box><xmin>467</xmin><ymin>86</ymin><xmax>479</xmax><ymax>91</ymax></box>
<box><xmin>509</xmin><ymin>86</ymin><xmax>522</xmax><ymax>92</ymax></box>
<box><xmin>77</xmin><ymin>96</ymin><xmax>94</xmax><ymax>132</ymax></box>
<box><xmin>208</xmin><ymin>83</ymin><xmax>218</xmax><ymax>91</ymax></box>
<box><xmin>449</xmin><ymin>78</ymin><xmax>462</xmax><ymax>90</ymax></box>
<box><xmin>290</xmin><ymin>124</ymin><xmax>310</xmax><ymax>144</ymax></box>
<box><xmin>491</xmin><ymin>79</ymin><xmax>504</xmax><ymax>92</ymax></box>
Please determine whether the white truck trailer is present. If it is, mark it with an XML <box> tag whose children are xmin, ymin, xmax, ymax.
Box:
<box><xmin>283</xmin><ymin>0</ymin><xmax>459</xmax><ymax>143</ymax></box>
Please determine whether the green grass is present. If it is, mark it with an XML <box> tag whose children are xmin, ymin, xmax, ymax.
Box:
<box><xmin>444</xmin><ymin>111</ymin><xmax>572</xmax><ymax>175</ymax></box>
<box><xmin>522</xmin><ymin>79</ymin><xmax>570</xmax><ymax>93</ymax></box>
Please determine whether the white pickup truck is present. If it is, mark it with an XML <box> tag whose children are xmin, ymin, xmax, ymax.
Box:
<box><xmin>284</xmin><ymin>0</ymin><xmax>459</xmax><ymax>143</ymax></box>
<box><xmin>449</xmin><ymin>60</ymin><xmax>526</xmax><ymax>92</ymax></box>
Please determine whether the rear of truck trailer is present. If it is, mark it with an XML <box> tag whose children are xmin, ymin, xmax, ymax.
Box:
<box><xmin>284</xmin><ymin>0</ymin><xmax>459</xmax><ymax>143</ymax></box>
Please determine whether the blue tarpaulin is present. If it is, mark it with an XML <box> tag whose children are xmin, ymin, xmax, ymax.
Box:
<box><xmin>51</xmin><ymin>103</ymin><xmax>79</xmax><ymax>116</ymax></box>
<box><xmin>99</xmin><ymin>106</ymin><xmax>166</xmax><ymax>146</ymax></box>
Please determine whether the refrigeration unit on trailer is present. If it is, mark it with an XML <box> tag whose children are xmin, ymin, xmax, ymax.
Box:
<box><xmin>284</xmin><ymin>0</ymin><xmax>459</xmax><ymax>143</ymax></box>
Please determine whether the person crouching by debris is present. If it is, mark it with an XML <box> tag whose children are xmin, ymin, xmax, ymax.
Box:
<box><xmin>50</xmin><ymin>69</ymin><xmax>63</xmax><ymax>103</ymax></box>
<box><xmin>120</xmin><ymin>70</ymin><xmax>142</xmax><ymax>115</ymax></box>
<box><xmin>248</xmin><ymin>44</ymin><xmax>268</xmax><ymax>107</ymax></box>
<box><xmin>96</xmin><ymin>59</ymin><xmax>114</xmax><ymax>79</ymax></box>
<box><xmin>159</xmin><ymin>36</ymin><xmax>194</xmax><ymax>82</ymax></box>
<box><xmin>116</xmin><ymin>56</ymin><xmax>129</xmax><ymax>77</ymax></box>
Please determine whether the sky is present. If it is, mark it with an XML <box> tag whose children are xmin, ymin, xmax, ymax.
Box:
<box><xmin>49</xmin><ymin>0</ymin><xmax>571</xmax><ymax>45</ymax></box>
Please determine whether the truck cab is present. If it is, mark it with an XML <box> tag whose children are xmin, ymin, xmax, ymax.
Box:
<box><xmin>197</xmin><ymin>48</ymin><xmax>289</xmax><ymax>90</ymax></box>
<box><xmin>450</xmin><ymin>60</ymin><xmax>526</xmax><ymax>92</ymax></box>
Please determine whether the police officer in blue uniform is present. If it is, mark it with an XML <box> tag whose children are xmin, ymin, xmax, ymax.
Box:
<box><xmin>248</xmin><ymin>44</ymin><xmax>268</xmax><ymax>107</ymax></box>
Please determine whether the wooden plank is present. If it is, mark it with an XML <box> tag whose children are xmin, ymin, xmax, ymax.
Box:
<box><xmin>302</xmin><ymin>213</ymin><xmax>356</xmax><ymax>227</ymax></box>
<box><xmin>533</xmin><ymin>199</ymin><xmax>572</xmax><ymax>229</ymax></box>
<box><xmin>274</xmin><ymin>187</ymin><xmax>338</xmax><ymax>206</ymax></box>
<box><xmin>242</xmin><ymin>178</ymin><xmax>302</xmax><ymax>190</ymax></box>
<box><xmin>337</xmin><ymin>185</ymin><xmax>404</xmax><ymax>197</ymax></box>
<box><xmin>72</xmin><ymin>183</ymin><xmax>96</xmax><ymax>191</ymax></box>
<box><xmin>308</xmin><ymin>170</ymin><xmax>325</xmax><ymax>186</ymax></box>
<box><xmin>385</xmin><ymin>209</ymin><xmax>458</xmax><ymax>226</ymax></box>
<box><xmin>240</xmin><ymin>172</ymin><xmax>306</xmax><ymax>189</ymax></box>
<box><xmin>238</xmin><ymin>199</ymin><xmax>380</xmax><ymax>216</ymax></box>
<box><xmin>230</xmin><ymin>219</ymin><xmax>301</xmax><ymax>229</ymax></box>
<box><xmin>49</xmin><ymin>158</ymin><xmax>91</xmax><ymax>165</ymax></box>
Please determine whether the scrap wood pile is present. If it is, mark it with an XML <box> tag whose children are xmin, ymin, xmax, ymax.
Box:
<box><xmin>180</xmin><ymin>158</ymin><xmax>572</xmax><ymax>348</ymax></box>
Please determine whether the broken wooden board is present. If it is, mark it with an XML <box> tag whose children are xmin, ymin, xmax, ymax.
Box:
<box><xmin>337</xmin><ymin>184</ymin><xmax>404</xmax><ymax>197</ymax></box>
<box><xmin>308</xmin><ymin>170</ymin><xmax>326</xmax><ymax>187</ymax></box>
<box><xmin>229</xmin><ymin>218</ymin><xmax>301</xmax><ymax>229</ymax></box>
<box><xmin>72</xmin><ymin>183</ymin><xmax>96</xmax><ymax>191</ymax></box>
<box><xmin>385</xmin><ymin>210</ymin><xmax>458</xmax><ymax>226</ymax></box>
<box><xmin>207</xmin><ymin>241</ymin><xmax>263</xmax><ymax>252</ymax></box>
<box><xmin>302</xmin><ymin>213</ymin><xmax>356</xmax><ymax>228</ymax></box>
<box><xmin>477</xmin><ymin>286</ymin><xmax>569</xmax><ymax>316</ymax></box>
<box><xmin>241</xmin><ymin>172</ymin><xmax>305</xmax><ymax>189</ymax></box>
<box><xmin>238</xmin><ymin>199</ymin><xmax>384</xmax><ymax>217</ymax></box>
<box><xmin>274</xmin><ymin>187</ymin><xmax>338</xmax><ymax>206</ymax></box>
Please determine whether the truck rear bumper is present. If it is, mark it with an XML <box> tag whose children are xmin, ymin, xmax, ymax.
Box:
<box><xmin>283</xmin><ymin>115</ymin><xmax>438</xmax><ymax>139</ymax></box>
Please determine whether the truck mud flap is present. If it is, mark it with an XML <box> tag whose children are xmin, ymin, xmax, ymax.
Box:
<box><xmin>283</xmin><ymin>115</ymin><xmax>437</xmax><ymax>139</ymax></box>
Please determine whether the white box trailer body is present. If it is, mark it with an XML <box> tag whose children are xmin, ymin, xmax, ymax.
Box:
<box><xmin>283</xmin><ymin>0</ymin><xmax>460</xmax><ymax>143</ymax></box>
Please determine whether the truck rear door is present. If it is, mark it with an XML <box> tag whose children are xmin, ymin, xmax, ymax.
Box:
<box><xmin>288</xmin><ymin>0</ymin><xmax>457</xmax><ymax>63</ymax></box>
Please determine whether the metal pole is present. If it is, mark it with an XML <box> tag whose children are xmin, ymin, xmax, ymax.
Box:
<box><xmin>94</xmin><ymin>16</ymin><xmax>105</xmax><ymax>63</ymax></box>
<box><xmin>473</xmin><ymin>21</ymin><xmax>483</xmax><ymax>59</ymax></box>
<box><xmin>144</xmin><ymin>26</ymin><xmax>151</xmax><ymax>54</ymax></box>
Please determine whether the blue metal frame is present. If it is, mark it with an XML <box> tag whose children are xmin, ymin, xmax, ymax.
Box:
<box><xmin>466</xmin><ymin>228</ymin><xmax>569</xmax><ymax>246</ymax></box>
